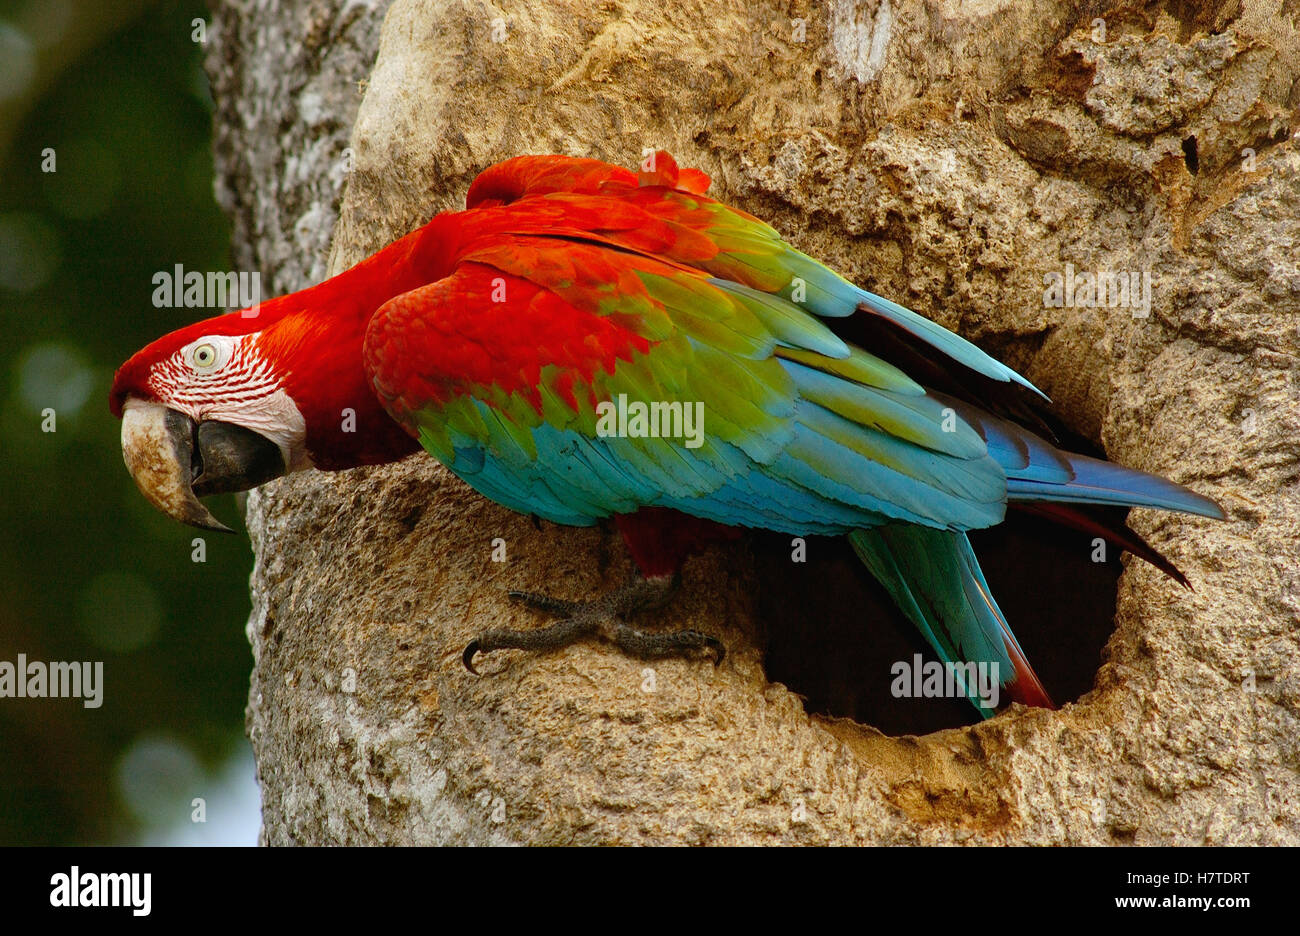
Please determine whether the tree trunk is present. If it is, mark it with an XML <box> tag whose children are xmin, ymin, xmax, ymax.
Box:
<box><xmin>209</xmin><ymin>0</ymin><xmax>1300</xmax><ymax>845</ymax></box>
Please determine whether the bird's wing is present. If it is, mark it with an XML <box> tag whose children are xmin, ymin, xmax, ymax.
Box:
<box><xmin>363</xmin><ymin>192</ymin><xmax>1007</xmax><ymax>532</ymax></box>
<box><xmin>461</xmin><ymin>151</ymin><xmax>1044</xmax><ymax>397</ymax></box>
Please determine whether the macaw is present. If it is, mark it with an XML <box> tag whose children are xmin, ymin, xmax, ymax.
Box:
<box><xmin>111</xmin><ymin>151</ymin><xmax>1223</xmax><ymax>717</ymax></box>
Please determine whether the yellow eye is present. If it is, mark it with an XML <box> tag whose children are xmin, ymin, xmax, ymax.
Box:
<box><xmin>192</xmin><ymin>343</ymin><xmax>218</xmax><ymax>369</ymax></box>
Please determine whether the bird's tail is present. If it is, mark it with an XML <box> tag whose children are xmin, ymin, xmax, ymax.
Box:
<box><xmin>931</xmin><ymin>391</ymin><xmax>1226</xmax><ymax>521</ymax></box>
<box><xmin>850</xmin><ymin>400</ymin><xmax>1224</xmax><ymax>718</ymax></box>
<box><xmin>848</xmin><ymin>525</ymin><xmax>1053</xmax><ymax>718</ymax></box>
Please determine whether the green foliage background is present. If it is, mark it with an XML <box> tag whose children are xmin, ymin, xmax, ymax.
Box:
<box><xmin>0</xmin><ymin>0</ymin><xmax>255</xmax><ymax>844</ymax></box>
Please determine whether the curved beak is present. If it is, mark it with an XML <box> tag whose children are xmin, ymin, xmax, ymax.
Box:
<box><xmin>120</xmin><ymin>399</ymin><xmax>286</xmax><ymax>532</ymax></box>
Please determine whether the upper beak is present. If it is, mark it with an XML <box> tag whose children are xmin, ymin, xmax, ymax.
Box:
<box><xmin>120</xmin><ymin>399</ymin><xmax>287</xmax><ymax>532</ymax></box>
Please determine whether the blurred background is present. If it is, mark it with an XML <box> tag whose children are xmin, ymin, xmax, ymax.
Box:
<box><xmin>0</xmin><ymin>0</ymin><xmax>260</xmax><ymax>844</ymax></box>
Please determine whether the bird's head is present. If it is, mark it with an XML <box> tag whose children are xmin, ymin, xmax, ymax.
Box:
<box><xmin>111</xmin><ymin>264</ymin><xmax>424</xmax><ymax>531</ymax></box>
<box><xmin>110</xmin><ymin>300</ymin><xmax>314</xmax><ymax>531</ymax></box>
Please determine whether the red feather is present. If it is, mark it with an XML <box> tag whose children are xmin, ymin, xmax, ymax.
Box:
<box><xmin>614</xmin><ymin>508</ymin><xmax>741</xmax><ymax>578</ymax></box>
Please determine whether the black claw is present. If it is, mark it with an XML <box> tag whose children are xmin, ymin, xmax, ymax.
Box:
<box><xmin>462</xmin><ymin>639</ymin><xmax>482</xmax><ymax>675</ymax></box>
<box><xmin>707</xmin><ymin>638</ymin><xmax>725</xmax><ymax>667</ymax></box>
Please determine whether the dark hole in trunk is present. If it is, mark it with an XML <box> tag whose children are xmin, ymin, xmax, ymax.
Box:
<box><xmin>754</xmin><ymin>437</ymin><xmax>1125</xmax><ymax>736</ymax></box>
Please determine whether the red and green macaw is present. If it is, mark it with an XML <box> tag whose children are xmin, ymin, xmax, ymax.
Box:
<box><xmin>111</xmin><ymin>151</ymin><xmax>1223</xmax><ymax>717</ymax></box>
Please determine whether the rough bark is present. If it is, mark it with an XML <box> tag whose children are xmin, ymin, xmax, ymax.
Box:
<box><xmin>209</xmin><ymin>0</ymin><xmax>1300</xmax><ymax>845</ymax></box>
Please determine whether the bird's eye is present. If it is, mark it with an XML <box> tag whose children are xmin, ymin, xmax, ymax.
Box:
<box><xmin>192</xmin><ymin>343</ymin><xmax>218</xmax><ymax>370</ymax></box>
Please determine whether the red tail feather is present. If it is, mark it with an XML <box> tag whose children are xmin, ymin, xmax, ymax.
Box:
<box><xmin>1011</xmin><ymin>502</ymin><xmax>1191</xmax><ymax>588</ymax></box>
<box><xmin>1002</xmin><ymin>636</ymin><xmax>1057</xmax><ymax>709</ymax></box>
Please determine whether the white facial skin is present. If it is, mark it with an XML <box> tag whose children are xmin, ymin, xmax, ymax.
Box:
<box><xmin>147</xmin><ymin>333</ymin><xmax>312</xmax><ymax>472</ymax></box>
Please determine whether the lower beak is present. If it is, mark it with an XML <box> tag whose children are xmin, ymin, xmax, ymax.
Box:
<box><xmin>120</xmin><ymin>399</ymin><xmax>286</xmax><ymax>532</ymax></box>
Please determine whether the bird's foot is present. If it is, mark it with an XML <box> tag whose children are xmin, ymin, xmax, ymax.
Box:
<box><xmin>462</xmin><ymin>574</ymin><xmax>724</xmax><ymax>673</ymax></box>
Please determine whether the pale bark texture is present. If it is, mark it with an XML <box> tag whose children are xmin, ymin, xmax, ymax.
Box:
<box><xmin>208</xmin><ymin>0</ymin><xmax>1300</xmax><ymax>845</ymax></box>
